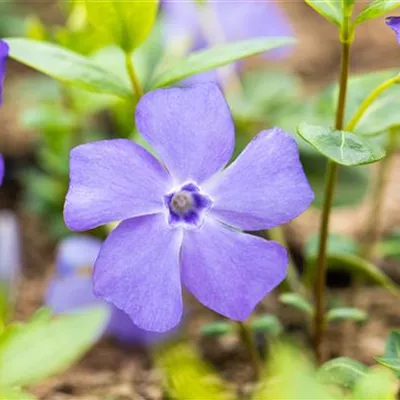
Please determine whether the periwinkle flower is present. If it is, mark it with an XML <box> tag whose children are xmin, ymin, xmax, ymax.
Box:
<box><xmin>0</xmin><ymin>211</ymin><xmax>21</xmax><ymax>319</ymax></box>
<box><xmin>64</xmin><ymin>84</ymin><xmax>314</xmax><ymax>332</ymax></box>
<box><xmin>386</xmin><ymin>17</ymin><xmax>400</xmax><ymax>44</ymax></box>
<box><xmin>0</xmin><ymin>155</ymin><xmax>4</xmax><ymax>186</ymax></box>
<box><xmin>46</xmin><ymin>235</ymin><xmax>165</xmax><ymax>344</ymax></box>
<box><xmin>163</xmin><ymin>0</ymin><xmax>294</xmax><ymax>58</ymax></box>
<box><xmin>0</xmin><ymin>40</ymin><xmax>8</xmax><ymax>105</ymax></box>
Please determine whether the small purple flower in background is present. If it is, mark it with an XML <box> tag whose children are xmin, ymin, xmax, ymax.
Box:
<box><xmin>163</xmin><ymin>0</ymin><xmax>294</xmax><ymax>58</ymax></box>
<box><xmin>0</xmin><ymin>211</ymin><xmax>21</xmax><ymax>319</ymax></box>
<box><xmin>0</xmin><ymin>40</ymin><xmax>9</xmax><ymax>105</ymax></box>
<box><xmin>0</xmin><ymin>40</ymin><xmax>9</xmax><ymax>186</ymax></box>
<box><xmin>46</xmin><ymin>235</ymin><xmax>167</xmax><ymax>344</ymax></box>
<box><xmin>64</xmin><ymin>83</ymin><xmax>314</xmax><ymax>332</ymax></box>
<box><xmin>0</xmin><ymin>155</ymin><xmax>4</xmax><ymax>186</ymax></box>
<box><xmin>386</xmin><ymin>17</ymin><xmax>400</xmax><ymax>44</ymax></box>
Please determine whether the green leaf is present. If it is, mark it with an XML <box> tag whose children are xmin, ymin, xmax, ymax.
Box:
<box><xmin>151</xmin><ymin>37</ymin><xmax>295</xmax><ymax>89</ymax></box>
<box><xmin>383</xmin><ymin>331</ymin><xmax>400</xmax><ymax>359</ymax></box>
<box><xmin>297</xmin><ymin>123</ymin><xmax>386</xmax><ymax>166</ymax></box>
<box><xmin>200</xmin><ymin>321</ymin><xmax>234</xmax><ymax>337</ymax></box>
<box><xmin>326</xmin><ymin>307</ymin><xmax>367</xmax><ymax>323</ymax></box>
<box><xmin>85</xmin><ymin>0</ymin><xmax>159</xmax><ymax>53</ymax></box>
<box><xmin>342</xmin><ymin>0</ymin><xmax>356</xmax><ymax>16</ymax></box>
<box><xmin>305</xmin><ymin>234</ymin><xmax>359</xmax><ymax>260</ymax></box>
<box><xmin>279</xmin><ymin>293</ymin><xmax>314</xmax><ymax>316</ymax></box>
<box><xmin>317</xmin><ymin>357</ymin><xmax>368</xmax><ymax>389</ymax></box>
<box><xmin>155</xmin><ymin>342</ymin><xmax>235</xmax><ymax>400</ymax></box>
<box><xmin>0</xmin><ymin>387</ymin><xmax>36</xmax><ymax>400</ymax></box>
<box><xmin>251</xmin><ymin>315</ymin><xmax>283</xmax><ymax>337</ymax></box>
<box><xmin>5</xmin><ymin>38</ymin><xmax>132</xmax><ymax>98</ymax></box>
<box><xmin>305</xmin><ymin>0</ymin><xmax>343</xmax><ymax>26</ymax></box>
<box><xmin>375</xmin><ymin>358</ymin><xmax>400</xmax><ymax>376</ymax></box>
<box><xmin>356</xmin><ymin>0</ymin><xmax>400</xmax><ymax>24</ymax></box>
<box><xmin>352</xmin><ymin>366</ymin><xmax>398</xmax><ymax>399</ymax></box>
<box><xmin>325</xmin><ymin>253</ymin><xmax>400</xmax><ymax>295</ymax></box>
<box><xmin>0</xmin><ymin>306</ymin><xmax>109</xmax><ymax>386</ymax></box>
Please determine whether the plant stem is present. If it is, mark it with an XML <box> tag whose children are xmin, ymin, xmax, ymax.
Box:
<box><xmin>346</xmin><ymin>77</ymin><xmax>398</xmax><ymax>132</ymax></box>
<box><xmin>268</xmin><ymin>227</ymin><xmax>302</xmax><ymax>293</ymax></box>
<box><xmin>124</xmin><ymin>51</ymin><xmax>144</xmax><ymax>97</ymax></box>
<box><xmin>359</xmin><ymin>129</ymin><xmax>398</xmax><ymax>260</ymax></box>
<box><xmin>237</xmin><ymin>321</ymin><xmax>262</xmax><ymax>379</ymax></box>
<box><xmin>313</xmin><ymin>22</ymin><xmax>352</xmax><ymax>364</ymax></box>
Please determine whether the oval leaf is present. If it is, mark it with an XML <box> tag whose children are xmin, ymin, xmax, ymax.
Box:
<box><xmin>356</xmin><ymin>0</ymin><xmax>400</xmax><ymax>24</ymax></box>
<box><xmin>85</xmin><ymin>0</ymin><xmax>159</xmax><ymax>53</ymax></box>
<box><xmin>151</xmin><ymin>37</ymin><xmax>295</xmax><ymax>89</ymax></box>
<box><xmin>305</xmin><ymin>0</ymin><xmax>343</xmax><ymax>26</ymax></box>
<box><xmin>251</xmin><ymin>315</ymin><xmax>283</xmax><ymax>337</ymax></box>
<box><xmin>279</xmin><ymin>293</ymin><xmax>314</xmax><ymax>316</ymax></box>
<box><xmin>318</xmin><ymin>357</ymin><xmax>368</xmax><ymax>389</ymax></box>
<box><xmin>297</xmin><ymin>123</ymin><xmax>386</xmax><ymax>166</ymax></box>
<box><xmin>0</xmin><ymin>306</ymin><xmax>109</xmax><ymax>386</ymax></box>
<box><xmin>326</xmin><ymin>307</ymin><xmax>367</xmax><ymax>323</ymax></box>
<box><xmin>200</xmin><ymin>321</ymin><xmax>234</xmax><ymax>337</ymax></box>
<box><xmin>5</xmin><ymin>38</ymin><xmax>132</xmax><ymax>98</ymax></box>
<box><xmin>384</xmin><ymin>331</ymin><xmax>400</xmax><ymax>359</ymax></box>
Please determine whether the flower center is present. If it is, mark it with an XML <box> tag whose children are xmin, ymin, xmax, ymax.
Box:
<box><xmin>164</xmin><ymin>183</ymin><xmax>212</xmax><ymax>227</ymax></box>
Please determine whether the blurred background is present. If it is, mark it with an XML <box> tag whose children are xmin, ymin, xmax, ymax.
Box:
<box><xmin>1</xmin><ymin>1</ymin><xmax>400</xmax><ymax>399</ymax></box>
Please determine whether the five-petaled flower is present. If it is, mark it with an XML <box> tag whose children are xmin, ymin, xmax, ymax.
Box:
<box><xmin>0</xmin><ymin>40</ymin><xmax>9</xmax><ymax>186</ymax></box>
<box><xmin>46</xmin><ymin>235</ymin><xmax>170</xmax><ymax>343</ymax></box>
<box><xmin>386</xmin><ymin>17</ymin><xmax>400</xmax><ymax>44</ymax></box>
<box><xmin>64</xmin><ymin>83</ymin><xmax>314</xmax><ymax>332</ymax></box>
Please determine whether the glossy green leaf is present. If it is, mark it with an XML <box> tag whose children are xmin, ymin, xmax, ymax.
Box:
<box><xmin>297</xmin><ymin>123</ymin><xmax>386</xmax><ymax>166</ymax></box>
<box><xmin>305</xmin><ymin>0</ymin><xmax>343</xmax><ymax>26</ymax></box>
<box><xmin>279</xmin><ymin>293</ymin><xmax>314</xmax><ymax>316</ymax></box>
<box><xmin>5</xmin><ymin>39</ymin><xmax>132</xmax><ymax>98</ymax></box>
<box><xmin>317</xmin><ymin>357</ymin><xmax>368</xmax><ymax>389</ymax></box>
<box><xmin>200</xmin><ymin>321</ymin><xmax>234</xmax><ymax>337</ymax></box>
<box><xmin>378</xmin><ymin>231</ymin><xmax>400</xmax><ymax>261</ymax></box>
<box><xmin>326</xmin><ymin>307</ymin><xmax>367</xmax><ymax>323</ymax></box>
<box><xmin>0</xmin><ymin>306</ymin><xmax>109</xmax><ymax>386</ymax></box>
<box><xmin>251</xmin><ymin>315</ymin><xmax>283</xmax><ymax>337</ymax></box>
<box><xmin>306</xmin><ymin>234</ymin><xmax>359</xmax><ymax>260</ymax></box>
<box><xmin>352</xmin><ymin>366</ymin><xmax>398</xmax><ymax>399</ymax></box>
<box><xmin>356</xmin><ymin>0</ymin><xmax>400</xmax><ymax>24</ymax></box>
<box><xmin>85</xmin><ymin>0</ymin><xmax>159</xmax><ymax>52</ymax></box>
<box><xmin>151</xmin><ymin>37</ymin><xmax>295</xmax><ymax>89</ymax></box>
<box><xmin>383</xmin><ymin>331</ymin><xmax>400</xmax><ymax>359</ymax></box>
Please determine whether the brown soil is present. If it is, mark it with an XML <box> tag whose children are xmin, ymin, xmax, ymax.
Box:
<box><xmin>2</xmin><ymin>1</ymin><xmax>400</xmax><ymax>399</ymax></box>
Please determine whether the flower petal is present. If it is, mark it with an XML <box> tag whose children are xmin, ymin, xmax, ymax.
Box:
<box><xmin>204</xmin><ymin>128</ymin><xmax>314</xmax><ymax>231</ymax></box>
<box><xmin>0</xmin><ymin>40</ymin><xmax>9</xmax><ymax>105</ymax></box>
<box><xmin>64</xmin><ymin>139</ymin><xmax>172</xmax><ymax>231</ymax></box>
<box><xmin>135</xmin><ymin>84</ymin><xmax>235</xmax><ymax>184</ymax></box>
<box><xmin>181</xmin><ymin>218</ymin><xmax>287</xmax><ymax>320</ymax></box>
<box><xmin>386</xmin><ymin>16</ymin><xmax>400</xmax><ymax>44</ymax></box>
<box><xmin>93</xmin><ymin>214</ymin><xmax>183</xmax><ymax>332</ymax></box>
<box><xmin>46</xmin><ymin>275</ymin><xmax>103</xmax><ymax>314</ymax></box>
<box><xmin>56</xmin><ymin>235</ymin><xmax>102</xmax><ymax>276</ymax></box>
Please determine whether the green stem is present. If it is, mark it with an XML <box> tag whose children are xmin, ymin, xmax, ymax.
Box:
<box><xmin>313</xmin><ymin>22</ymin><xmax>353</xmax><ymax>364</ymax></box>
<box><xmin>345</xmin><ymin>77</ymin><xmax>398</xmax><ymax>132</ymax></box>
<box><xmin>359</xmin><ymin>128</ymin><xmax>398</xmax><ymax>260</ymax></box>
<box><xmin>268</xmin><ymin>227</ymin><xmax>302</xmax><ymax>293</ymax></box>
<box><xmin>124</xmin><ymin>51</ymin><xmax>144</xmax><ymax>97</ymax></box>
<box><xmin>237</xmin><ymin>321</ymin><xmax>262</xmax><ymax>379</ymax></box>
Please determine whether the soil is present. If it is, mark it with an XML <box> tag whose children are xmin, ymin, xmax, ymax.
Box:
<box><xmin>1</xmin><ymin>1</ymin><xmax>400</xmax><ymax>399</ymax></box>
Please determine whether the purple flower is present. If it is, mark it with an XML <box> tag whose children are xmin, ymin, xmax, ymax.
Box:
<box><xmin>0</xmin><ymin>40</ymin><xmax>9</xmax><ymax>106</ymax></box>
<box><xmin>46</xmin><ymin>235</ymin><xmax>167</xmax><ymax>344</ymax></box>
<box><xmin>0</xmin><ymin>154</ymin><xmax>4</xmax><ymax>186</ymax></box>
<box><xmin>386</xmin><ymin>17</ymin><xmax>400</xmax><ymax>44</ymax></box>
<box><xmin>64</xmin><ymin>84</ymin><xmax>314</xmax><ymax>332</ymax></box>
<box><xmin>0</xmin><ymin>211</ymin><xmax>21</xmax><ymax>318</ymax></box>
<box><xmin>163</xmin><ymin>0</ymin><xmax>294</xmax><ymax>58</ymax></box>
